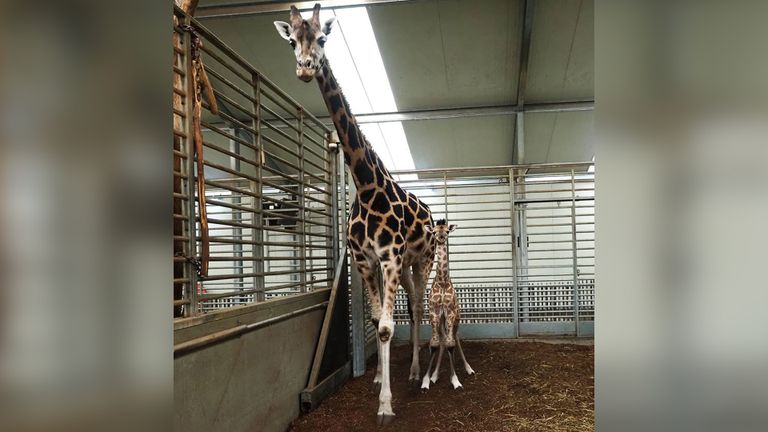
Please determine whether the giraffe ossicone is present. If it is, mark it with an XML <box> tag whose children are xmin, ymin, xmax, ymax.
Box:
<box><xmin>274</xmin><ymin>3</ymin><xmax>437</xmax><ymax>424</ymax></box>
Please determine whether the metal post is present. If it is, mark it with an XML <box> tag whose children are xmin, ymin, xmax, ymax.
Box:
<box><xmin>328</xmin><ymin>132</ymin><xmax>340</xmax><ymax>276</ymax></box>
<box><xmin>346</xmin><ymin>158</ymin><xmax>365</xmax><ymax>376</ymax></box>
<box><xmin>570</xmin><ymin>169</ymin><xmax>581</xmax><ymax>336</ymax></box>
<box><xmin>350</xmin><ymin>260</ymin><xmax>365</xmax><ymax>377</ymax></box>
<box><xmin>443</xmin><ymin>172</ymin><xmax>449</xmax><ymax>220</ymax></box>
<box><xmin>231</xmin><ymin>129</ymin><xmax>244</xmax><ymax>302</ymax></box>
<box><xmin>508</xmin><ymin>168</ymin><xmax>519</xmax><ymax>338</ymax></box>
<box><xmin>252</xmin><ymin>72</ymin><xmax>265</xmax><ymax>302</ymax></box>
<box><xmin>297</xmin><ymin>110</ymin><xmax>307</xmax><ymax>292</ymax></box>
<box><xmin>182</xmin><ymin>18</ymin><xmax>198</xmax><ymax>317</ymax></box>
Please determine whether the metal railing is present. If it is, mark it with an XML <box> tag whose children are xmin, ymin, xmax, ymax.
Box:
<box><xmin>172</xmin><ymin>7</ymin><xmax>342</xmax><ymax>318</ymax></box>
<box><xmin>389</xmin><ymin>162</ymin><xmax>595</xmax><ymax>337</ymax></box>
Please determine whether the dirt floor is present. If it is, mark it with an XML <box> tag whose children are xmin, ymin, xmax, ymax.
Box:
<box><xmin>290</xmin><ymin>340</ymin><xmax>594</xmax><ymax>432</ymax></box>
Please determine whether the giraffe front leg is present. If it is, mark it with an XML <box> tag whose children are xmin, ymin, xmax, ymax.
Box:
<box><xmin>376</xmin><ymin>259</ymin><xmax>401</xmax><ymax>425</ymax></box>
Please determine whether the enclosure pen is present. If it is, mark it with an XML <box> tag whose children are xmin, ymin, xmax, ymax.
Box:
<box><xmin>172</xmin><ymin>4</ymin><xmax>594</xmax><ymax>432</ymax></box>
<box><xmin>172</xmin><ymin>6</ymin><xmax>341</xmax><ymax>318</ymax></box>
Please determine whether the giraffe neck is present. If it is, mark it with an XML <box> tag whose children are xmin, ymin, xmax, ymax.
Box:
<box><xmin>434</xmin><ymin>242</ymin><xmax>450</xmax><ymax>282</ymax></box>
<box><xmin>315</xmin><ymin>61</ymin><xmax>391</xmax><ymax>192</ymax></box>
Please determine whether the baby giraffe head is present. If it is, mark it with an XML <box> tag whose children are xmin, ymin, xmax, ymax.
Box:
<box><xmin>425</xmin><ymin>219</ymin><xmax>457</xmax><ymax>245</ymax></box>
<box><xmin>273</xmin><ymin>3</ymin><xmax>335</xmax><ymax>82</ymax></box>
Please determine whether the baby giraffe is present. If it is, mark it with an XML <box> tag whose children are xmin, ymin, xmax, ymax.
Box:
<box><xmin>421</xmin><ymin>220</ymin><xmax>475</xmax><ymax>391</ymax></box>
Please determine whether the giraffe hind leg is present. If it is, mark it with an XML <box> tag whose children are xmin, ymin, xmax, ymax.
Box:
<box><xmin>355</xmin><ymin>259</ymin><xmax>383</xmax><ymax>385</ymax></box>
<box><xmin>456</xmin><ymin>337</ymin><xmax>475</xmax><ymax>375</ymax></box>
<box><xmin>400</xmin><ymin>266</ymin><xmax>422</xmax><ymax>382</ymax></box>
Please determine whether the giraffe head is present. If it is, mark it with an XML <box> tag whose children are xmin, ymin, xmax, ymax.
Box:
<box><xmin>273</xmin><ymin>3</ymin><xmax>335</xmax><ymax>82</ymax></box>
<box><xmin>425</xmin><ymin>219</ymin><xmax>457</xmax><ymax>245</ymax></box>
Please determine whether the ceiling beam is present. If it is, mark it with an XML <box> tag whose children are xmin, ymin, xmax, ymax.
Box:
<box><xmin>516</xmin><ymin>0</ymin><xmax>535</xmax><ymax>108</ymax></box>
<box><xmin>196</xmin><ymin>0</ymin><xmax>418</xmax><ymax>19</ymax></box>
<box><xmin>204</xmin><ymin>99</ymin><xmax>593</xmax><ymax>131</ymax></box>
<box><xmin>513</xmin><ymin>0</ymin><xmax>535</xmax><ymax>165</ymax></box>
<box><xmin>207</xmin><ymin>100</ymin><xmax>593</xmax><ymax>131</ymax></box>
<box><xmin>343</xmin><ymin>100</ymin><xmax>593</xmax><ymax>124</ymax></box>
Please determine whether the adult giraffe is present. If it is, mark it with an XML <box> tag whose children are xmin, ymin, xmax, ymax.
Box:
<box><xmin>274</xmin><ymin>4</ymin><xmax>435</xmax><ymax>424</ymax></box>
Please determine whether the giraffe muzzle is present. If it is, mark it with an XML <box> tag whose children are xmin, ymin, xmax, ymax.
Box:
<box><xmin>296</xmin><ymin>67</ymin><xmax>316</xmax><ymax>82</ymax></box>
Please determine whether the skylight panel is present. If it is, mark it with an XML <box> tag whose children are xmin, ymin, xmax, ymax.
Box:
<box><xmin>302</xmin><ymin>7</ymin><xmax>416</xmax><ymax>177</ymax></box>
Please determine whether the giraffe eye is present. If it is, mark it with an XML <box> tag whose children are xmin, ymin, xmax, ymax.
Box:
<box><xmin>289</xmin><ymin>39</ymin><xmax>296</xmax><ymax>48</ymax></box>
<box><xmin>318</xmin><ymin>37</ymin><xmax>326</xmax><ymax>48</ymax></box>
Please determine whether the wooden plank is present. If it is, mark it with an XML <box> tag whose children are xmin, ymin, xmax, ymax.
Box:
<box><xmin>306</xmin><ymin>246</ymin><xmax>348</xmax><ymax>388</ymax></box>
<box><xmin>300</xmin><ymin>361</ymin><xmax>351</xmax><ymax>413</ymax></box>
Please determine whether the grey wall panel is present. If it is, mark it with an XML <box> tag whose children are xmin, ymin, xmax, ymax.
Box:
<box><xmin>174</xmin><ymin>308</ymin><xmax>324</xmax><ymax>432</ymax></box>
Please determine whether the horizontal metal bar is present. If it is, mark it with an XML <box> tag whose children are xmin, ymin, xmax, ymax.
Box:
<box><xmin>174</xmin><ymin>301</ymin><xmax>329</xmax><ymax>355</ymax></box>
<box><xmin>516</xmin><ymin>196</ymin><xmax>594</xmax><ymax>204</ymax></box>
<box><xmin>240</xmin><ymin>100</ymin><xmax>596</xmax><ymax>129</ymax></box>
<box><xmin>197</xmin><ymin>0</ymin><xmax>417</xmax><ymax>19</ymax></box>
<box><xmin>392</xmin><ymin>161</ymin><xmax>593</xmax><ymax>176</ymax></box>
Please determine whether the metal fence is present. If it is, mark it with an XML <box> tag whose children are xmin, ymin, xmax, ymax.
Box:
<box><xmin>390</xmin><ymin>163</ymin><xmax>595</xmax><ymax>337</ymax></box>
<box><xmin>171</xmin><ymin>9</ymin><xmax>594</xmax><ymax>336</ymax></box>
<box><xmin>172</xmin><ymin>8</ymin><xmax>344</xmax><ymax>318</ymax></box>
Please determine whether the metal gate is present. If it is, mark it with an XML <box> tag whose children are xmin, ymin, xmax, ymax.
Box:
<box><xmin>172</xmin><ymin>8</ymin><xmax>344</xmax><ymax>318</ymax></box>
<box><xmin>390</xmin><ymin>163</ymin><xmax>594</xmax><ymax>338</ymax></box>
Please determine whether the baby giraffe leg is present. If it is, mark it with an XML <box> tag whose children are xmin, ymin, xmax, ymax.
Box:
<box><xmin>456</xmin><ymin>337</ymin><xmax>475</xmax><ymax>375</ymax></box>
<box><xmin>421</xmin><ymin>345</ymin><xmax>437</xmax><ymax>391</ymax></box>
<box><xmin>430</xmin><ymin>345</ymin><xmax>444</xmax><ymax>383</ymax></box>
<box><xmin>447</xmin><ymin>346</ymin><xmax>462</xmax><ymax>389</ymax></box>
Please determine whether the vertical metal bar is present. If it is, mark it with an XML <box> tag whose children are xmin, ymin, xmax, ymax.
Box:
<box><xmin>297</xmin><ymin>110</ymin><xmax>308</xmax><ymax>292</ymax></box>
<box><xmin>231</xmin><ymin>129</ymin><xmax>244</xmax><ymax>302</ymax></box>
<box><xmin>328</xmin><ymin>134</ymin><xmax>340</xmax><ymax>276</ymax></box>
<box><xmin>338</xmin><ymin>139</ymin><xmax>348</xmax><ymax>252</ymax></box>
<box><xmin>443</xmin><ymin>172</ymin><xmax>448</xmax><ymax>220</ymax></box>
<box><xmin>346</xmin><ymin>159</ymin><xmax>364</xmax><ymax>376</ymax></box>
<box><xmin>508</xmin><ymin>168</ymin><xmax>519</xmax><ymax>337</ymax></box>
<box><xmin>570</xmin><ymin>168</ymin><xmax>580</xmax><ymax>336</ymax></box>
<box><xmin>182</xmin><ymin>18</ymin><xmax>198</xmax><ymax>316</ymax></box>
<box><xmin>515</xmin><ymin>112</ymin><xmax>525</xmax><ymax>164</ymax></box>
<box><xmin>252</xmin><ymin>72</ymin><xmax>265</xmax><ymax>302</ymax></box>
<box><xmin>351</xmin><ymin>259</ymin><xmax>365</xmax><ymax>377</ymax></box>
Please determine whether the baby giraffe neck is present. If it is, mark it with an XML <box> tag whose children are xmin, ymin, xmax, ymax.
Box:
<box><xmin>435</xmin><ymin>242</ymin><xmax>450</xmax><ymax>280</ymax></box>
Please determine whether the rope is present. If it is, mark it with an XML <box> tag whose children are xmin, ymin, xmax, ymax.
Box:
<box><xmin>181</xmin><ymin>24</ymin><xmax>218</xmax><ymax>278</ymax></box>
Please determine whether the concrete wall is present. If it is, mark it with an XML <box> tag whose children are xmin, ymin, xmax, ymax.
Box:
<box><xmin>174</xmin><ymin>290</ymin><xmax>329</xmax><ymax>432</ymax></box>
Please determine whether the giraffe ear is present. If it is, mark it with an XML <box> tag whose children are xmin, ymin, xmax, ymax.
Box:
<box><xmin>322</xmin><ymin>17</ymin><xmax>336</xmax><ymax>36</ymax></box>
<box><xmin>448</xmin><ymin>224</ymin><xmax>457</xmax><ymax>233</ymax></box>
<box><xmin>273</xmin><ymin>21</ymin><xmax>292</xmax><ymax>40</ymax></box>
<box><xmin>424</xmin><ymin>224</ymin><xmax>433</xmax><ymax>234</ymax></box>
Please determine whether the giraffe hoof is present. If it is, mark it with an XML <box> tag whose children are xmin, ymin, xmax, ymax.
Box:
<box><xmin>377</xmin><ymin>413</ymin><xmax>395</xmax><ymax>426</ymax></box>
<box><xmin>451</xmin><ymin>376</ymin><xmax>463</xmax><ymax>389</ymax></box>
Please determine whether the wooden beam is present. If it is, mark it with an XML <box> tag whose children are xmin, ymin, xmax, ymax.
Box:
<box><xmin>306</xmin><ymin>246</ymin><xmax>349</xmax><ymax>388</ymax></box>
